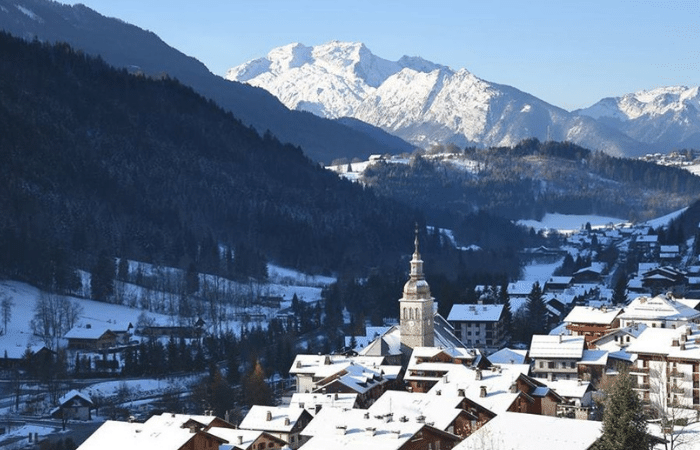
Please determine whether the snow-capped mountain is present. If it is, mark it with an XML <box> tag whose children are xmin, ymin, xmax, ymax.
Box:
<box><xmin>226</xmin><ymin>41</ymin><xmax>649</xmax><ymax>157</ymax></box>
<box><xmin>576</xmin><ymin>86</ymin><xmax>700</xmax><ymax>150</ymax></box>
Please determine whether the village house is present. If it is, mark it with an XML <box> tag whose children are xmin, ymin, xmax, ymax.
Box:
<box><xmin>238</xmin><ymin>406</ymin><xmax>313</xmax><ymax>449</ymax></box>
<box><xmin>206</xmin><ymin>428</ymin><xmax>288</xmax><ymax>450</ymax></box>
<box><xmin>529</xmin><ymin>334</ymin><xmax>586</xmax><ymax>381</ymax></box>
<box><xmin>447</xmin><ymin>303</ymin><xmax>506</xmax><ymax>353</ymax></box>
<box><xmin>403</xmin><ymin>346</ymin><xmax>484</xmax><ymax>393</ymax></box>
<box><xmin>367</xmin><ymin>390</ymin><xmax>485</xmax><ymax>439</ymax></box>
<box><xmin>564</xmin><ymin>305</ymin><xmax>623</xmax><ymax>346</ymax></box>
<box><xmin>453</xmin><ymin>411</ymin><xmax>602</xmax><ymax>450</ymax></box>
<box><xmin>64</xmin><ymin>324</ymin><xmax>118</xmax><ymax>351</ymax></box>
<box><xmin>76</xmin><ymin>413</ymin><xmax>228</xmax><ymax>450</ymax></box>
<box><xmin>618</xmin><ymin>294</ymin><xmax>700</xmax><ymax>329</ymax></box>
<box><xmin>299</xmin><ymin>406</ymin><xmax>462</xmax><ymax>450</ymax></box>
<box><xmin>627</xmin><ymin>324</ymin><xmax>700</xmax><ymax>409</ymax></box>
<box><xmin>51</xmin><ymin>390</ymin><xmax>94</xmax><ymax>421</ymax></box>
<box><xmin>289</xmin><ymin>392</ymin><xmax>359</xmax><ymax>416</ymax></box>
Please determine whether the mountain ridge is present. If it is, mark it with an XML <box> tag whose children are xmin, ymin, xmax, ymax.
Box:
<box><xmin>227</xmin><ymin>41</ymin><xmax>698</xmax><ymax>157</ymax></box>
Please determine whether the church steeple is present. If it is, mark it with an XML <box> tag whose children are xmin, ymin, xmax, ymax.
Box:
<box><xmin>399</xmin><ymin>225</ymin><xmax>434</xmax><ymax>348</ymax></box>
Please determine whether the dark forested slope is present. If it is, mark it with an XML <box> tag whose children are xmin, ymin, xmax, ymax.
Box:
<box><xmin>0</xmin><ymin>32</ymin><xmax>420</xmax><ymax>287</ymax></box>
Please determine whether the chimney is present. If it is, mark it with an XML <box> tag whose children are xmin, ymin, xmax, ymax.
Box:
<box><xmin>672</xmin><ymin>339</ymin><xmax>680</xmax><ymax>347</ymax></box>
<box><xmin>558</xmin><ymin>334</ymin><xmax>562</xmax><ymax>343</ymax></box>
<box><xmin>336</xmin><ymin>425</ymin><xmax>347</xmax><ymax>435</ymax></box>
<box><xmin>237</xmin><ymin>436</ymin><xmax>243</xmax><ymax>445</ymax></box>
<box><xmin>266</xmin><ymin>411</ymin><xmax>272</xmax><ymax>421</ymax></box>
<box><xmin>510</xmin><ymin>383</ymin><xmax>517</xmax><ymax>394</ymax></box>
<box><xmin>324</xmin><ymin>356</ymin><xmax>331</xmax><ymax>365</ymax></box>
<box><xmin>457</xmin><ymin>388</ymin><xmax>465</xmax><ymax>397</ymax></box>
<box><xmin>416</xmin><ymin>415</ymin><xmax>425</xmax><ymax>423</ymax></box>
<box><xmin>475</xmin><ymin>369</ymin><xmax>482</xmax><ymax>380</ymax></box>
<box><xmin>480</xmin><ymin>386</ymin><xmax>487</xmax><ymax>398</ymax></box>
<box><xmin>577</xmin><ymin>378</ymin><xmax>582</xmax><ymax>386</ymax></box>
<box><xmin>389</xmin><ymin>430</ymin><xmax>400</xmax><ymax>439</ymax></box>
<box><xmin>365</xmin><ymin>427</ymin><xmax>376</xmax><ymax>437</ymax></box>
<box><xmin>681</xmin><ymin>343</ymin><xmax>686</xmax><ymax>351</ymax></box>
<box><xmin>284</xmin><ymin>417</ymin><xmax>290</xmax><ymax>426</ymax></box>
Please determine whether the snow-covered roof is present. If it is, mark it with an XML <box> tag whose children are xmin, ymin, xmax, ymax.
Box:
<box><xmin>546</xmin><ymin>276</ymin><xmax>572</xmax><ymax>285</ymax></box>
<box><xmin>528</xmin><ymin>335</ymin><xmax>585</xmax><ymax>359</ymax></box>
<box><xmin>239</xmin><ymin>406</ymin><xmax>307</xmax><ymax>433</ymax></box>
<box><xmin>486</xmin><ymin>348</ymin><xmax>527</xmax><ymax>365</ymax></box>
<box><xmin>367</xmin><ymin>391</ymin><xmax>464</xmax><ymax>431</ymax></box>
<box><xmin>206</xmin><ymin>428</ymin><xmax>269</xmax><ymax>450</ymax></box>
<box><xmin>427</xmin><ymin>364</ymin><xmax>530</xmax><ymax>414</ymax></box>
<box><xmin>77</xmin><ymin>416</ymin><xmax>223</xmax><ymax>450</ymax></box>
<box><xmin>64</xmin><ymin>324</ymin><xmax>115</xmax><ymax>340</ymax></box>
<box><xmin>578</xmin><ymin>349</ymin><xmax>608</xmax><ymax>366</ymax></box>
<box><xmin>289</xmin><ymin>354</ymin><xmax>387</xmax><ymax>376</ymax></box>
<box><xmin>316</xmin><ymin>363</ymin><xmax>400</xmax><ymax>395</ymax></box>
<box><xmin>564</xmin><ymin>305</ymin><xmax>622</xmax><ymax>325</ymax></box>
<box><xmin>454</xmin><ymin>411</ymin><xmax>601</xmax><ymax>450</ymax></box>
<box><xmin>620</xmin><ymin>295</ymin><xmax>700</xmax><ymax>322</ymax></box>
<box><xmin>540</xmin><ymin>379</ymin><xmax>591</xmax><ymax>399</ymax></box>
<box><xmin>290</xmin><ymin>393</ymin><xmax>358</xmax><ymax>414</ymax></box>
<box><xmin>58</xmin><ymin>389</ymin><xmax>93</xmax><ymax>406</ymax></box>
<box><xmin>627</xmin><ymin>325</ymin><xmax>700</xmax><ymax>360</ymax></box>
<box><xmin>447</xmin><ymin>304</ymin><xmax>504</xmax><ymax>322</ymax></box>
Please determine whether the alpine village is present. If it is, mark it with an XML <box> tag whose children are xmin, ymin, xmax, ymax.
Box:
<box><xmin>2</xmin><ymin>1</ymin><xmax>700</xmax><ymax>450</ymax></box>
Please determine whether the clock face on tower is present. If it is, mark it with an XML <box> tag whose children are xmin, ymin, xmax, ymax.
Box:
<box><xmin>408</xmin><ymin>320</ymin><xmax>415</xmax><ymax>328</ymax></box>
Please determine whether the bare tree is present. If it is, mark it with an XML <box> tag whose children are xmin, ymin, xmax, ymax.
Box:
<box><xmin>0</xmin><ymin>293</ymin><xmax>14</xmax><ymax>334</ymax></box>
<box><xmin>647</xmin><ymin>365</ymin><xmax>696</xmax><ymax>450</ymax></box>
<box><xmin>30</xmin><ymin>292</ymin><xmax>83</xmax><ymax>349</ymax></box>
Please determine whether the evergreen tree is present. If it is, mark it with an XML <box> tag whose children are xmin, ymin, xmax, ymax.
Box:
<box><xmin>526</xmin><ymin>281</ymin><xmax>547</xmax><ymax>337</ymax></box>
<box><xmin>593</xmin><ymin>370</ymin><xmax>649</xmax><ymax>450</ymax></box>
<box><xmin>499</xmin><ymin>282</ymin><xmax>513</xmax><ymax>342</ymax></box>
<box><xmin>90</xmin><ymin>251</ymin><xmax>115</xmax><ymax>302</ymax></box>
<box><xmin>612</xmin><ymin>275</ymin><xmax>628</xmax><ymax>306</ymax></box>
<box><xmin>242</xmin><ymin>360</ymin><xmax>273</xmax><ymax>407</ymax></box>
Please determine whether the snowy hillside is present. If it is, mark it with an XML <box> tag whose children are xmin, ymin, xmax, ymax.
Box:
<box><xmin>227</xmin><ymin>41</ymin><xmax>649</xmax><ymax>157</ymax></box>
<box><xmin>576</xmin><ymin>86</ymin><xmax>700</xmax><ymax>150</ymax></box>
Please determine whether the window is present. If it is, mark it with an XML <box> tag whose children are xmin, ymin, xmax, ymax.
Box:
<box><xmin>548</xmin><ymin>361</ymin><xmax>556</xmax><ymax>369</ymax></box>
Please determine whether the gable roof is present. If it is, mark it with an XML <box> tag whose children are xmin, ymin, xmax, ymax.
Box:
<box><xmin>564</xmin><ymin>306</ymin><xmax>622</xmax><ymax>325</ymax></box>
<box><xmin>447</xmin><ymin>304</ymin><xmax>504</xmax><ymax>322</ymax></box>
<box><xmin>529</xmin><ymin>335</ymin><xmax>585</xmax><ymax>359</ymax></box>
<box><xmin>239</xmin><ymin>406</ymin><xmax>310</xmax><ymax>433</ymax></box>
<box><xmin>454</xmin><ymin>411</ymin><xmax>601</xmax><ymax>450</ymax></box>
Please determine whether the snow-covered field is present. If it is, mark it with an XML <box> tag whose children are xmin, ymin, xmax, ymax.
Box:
<box><xmin>517</xmin><ymin>213</ymin><xmax>627</xmax><ymax>233</ymax></box>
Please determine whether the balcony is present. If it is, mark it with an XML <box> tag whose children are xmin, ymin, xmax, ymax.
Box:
<box><xmin>670</xmin><ymin>370</ymin><xmax>685</xmax><ymax>379</ymax></box>
<box><xmin>629</xmin><ymin>366</ymin><xmax>649</xmax><ymax>375</ymax></box>
<box><xmin>633</xmin><ymin>384</ymin><xmax>650</xmax><ymax>391</ymax></box>
<box><xmin>671</xmin><ymin>385</ymin><xmax>685</xmax><ymax>394</ymax></box>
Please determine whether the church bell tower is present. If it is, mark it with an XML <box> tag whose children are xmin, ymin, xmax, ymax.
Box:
<box><xmin>399</xmin><ymin>226</ymin><xmax>434</xmax><ymax>348</ymax></box>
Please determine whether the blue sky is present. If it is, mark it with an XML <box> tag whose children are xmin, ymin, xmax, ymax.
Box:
<box><xmin>61</xmin><ymin>0</ymin><xmax>698</xmax><ymax>111</ymax></box>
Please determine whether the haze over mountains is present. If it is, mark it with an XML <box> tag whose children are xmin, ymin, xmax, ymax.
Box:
<box><xmin>227</xmin><ymin>41</ymin><xmax>700</xmax><ymax>158</ymax></box>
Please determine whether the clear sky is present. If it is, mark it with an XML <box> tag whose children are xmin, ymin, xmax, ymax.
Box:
<box><xmin>60</xmin><ymin>0</ymin><xmax>698</xmax><ymax>111</ymax></box>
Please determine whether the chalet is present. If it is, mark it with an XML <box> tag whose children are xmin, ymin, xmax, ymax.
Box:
<box><xmin>300</xmin><ymin>407</ymin><xmax>462</xmax><ymax>450</ymax></box>
<box><xmin>454</xmin><ymin>411</ymin><xmax>602</xmax><ymax>450</ymax></box>
<box><xmin>640</xmin><ymin>266</ymin><xmax>687</xmax><ymax>295</ymax></box>
<box><xmin>447</xmin><ymin>304</ymin><xmax>506</xmax><ymax>353</ymax></box>
<box><xmin>207</xmin><ymin>428</ymin><xmax>288</xmax><ymax>450</ymax></box>
<box><xmin>529</xmin><ymin>335</ymin><xmax>585</xmax><ymax>381</ymax></box>
<box><xmin>572</xmin><ymin>264</ymin><xmax>605</xmax><ymax>284</ymax></box>
<box><xmin>289</xmin><ymin>392</ymin><xmax>359</xmax><ymax>416</ymax></box>
<box><xmin>589</xmin><ymin>323</ymin><xmax>647</xmax><ymax>352</ymax></box>
<box><xmin>51</xmin><ymin>390</ymin><xmax>93</xmax><ymax>421</ymax></box>
<box><xmin>77</xmin><ymin>414</ymin><xmax>227</xmax><ymax>450</ymax></box>
<box><xmin>618</xmin><ymin>294</ymin><xmax>700</xmax><ymax>329</ymax></box>
<box><xmin>545</xmin><ymin>276</ymin><xmax>573</xmax><ymax>293</ymax></box>
<box><xmin>239</xmin><ymin>406</ymin><xmax>313</xmax><ymax>449</ymax></box>
<box><xmin>564</xmin><ymin>306</ymin><xmax>623</xmax><ymax>346</ymax></box>
<box><xmin>659</xmin><ymin>245</ymin><xmax>681</xmax><ymax>263</ymax></box>
<box><xmin>64</xmin><ymin>325</ymin><xmax>118</xmax><ymax>351</ymax></box>
<box><xmin>542</xmin><ymin>379</ymin><xmax>594</xmax><ymax>420</ymax></box>
<box><xmin>288</xmin><ymin>354</ymin><xmax>396</xmax><ymax>395</ymax></box>
<box><xmin>633</xmin><ymin>234</ymin><xmax>659</xmax><ymax>257</ymax></box>
<box><xmin>0</xmin><ymin>344</ymin><xmax>54</xmax><ymax>370</ymax></box>
<box><xmin>312</xmin><ymin>361</ymin><xmax>401</xmax><ymax>408</ymax></box>
<box><xmin>404</xmin><ymin>347</ymin><xmax>483</xmax><ymax>393</ymax></box>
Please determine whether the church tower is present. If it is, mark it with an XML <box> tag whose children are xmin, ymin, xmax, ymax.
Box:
<box><xmin>399</xmin><ymin>227</ymin><xmax>434</xmax><ymax>348</ymax></box>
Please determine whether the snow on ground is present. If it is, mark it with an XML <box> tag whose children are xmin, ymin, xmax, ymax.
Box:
<box><xmin>643</xmin><ymin>207</ymin><xmax>688</xmax><ymax>229</ymax></box>
<box><xmin>0</xmin><ymin>424</ymin><xmax>61</xmax><ymax>449</ymax></box>
<box><xmin>518</xmin><ymin>213</ymin><xmax>626</xmax><ymax>234</ymax></box>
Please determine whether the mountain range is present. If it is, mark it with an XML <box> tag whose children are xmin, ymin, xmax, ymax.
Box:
<box><xmin>227</xmin><ymin>41</ymin><xmax>700</xmax><ymax>158</ymax></box>
<box><xmin>0</xmin><ymin>0</ymin><xmax>413</xmax><ymax>163</ymax></box>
